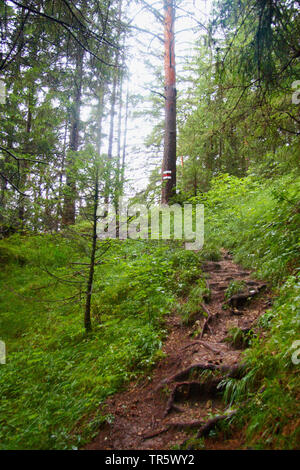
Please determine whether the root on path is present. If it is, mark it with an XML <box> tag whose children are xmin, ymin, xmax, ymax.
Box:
<box><xmin>85</xmin><ymin>250</ymin><xmax>270</xmax><ymax>451</ymax></box>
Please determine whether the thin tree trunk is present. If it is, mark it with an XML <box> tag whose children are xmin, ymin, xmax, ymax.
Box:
<box><xmin>84</xmin><ymin>81</ymin><xmax>106</xmax><ymax>331</ymax></box>
<box><xmin>56</xmin><ymin>120</ymin><xmax>68</xmax><ymax>230</ymax></box>
<box><xmin>116</xmin><ymin>73</ymin><xmax>123</xmax><ymax>193</ymax></box>
<box><xmin>84</xmin><ymin>169</ymin><xmax>99</xmax><ymax>332</ymax></box>
<box><xmin>114</xmin><ymin>73</ymin><xmax>124</xmax><ymax>237</ymax></box>
<box><xmin>104</xmin><ymin>0</ymin><xmax>122</xmax><ymax>203</ymax></box>
<box><xmin>62</xmin><ymin>45</ymin><xmax>84</xmax><ymax>225</ymax></box>
<box><xmin>107</xmin><ymin>75</ymin><xmax>118</xmax><ymax>163</ymax></box>
<box><xmin>104</xmin><ymin>60</ymin><xmax>118</xmax><ymax>204</ymax></box>
<box><xmin>121</xmin><ymin>87</ymin><xmax>129</xmax><ymax>191</ymax></box>
<box><xmin>96</xmin><ymin>86</ymin><xmax>105</xmax><ymax>157</ymax></box>
<box><xmin>161</xmin><ymin>0</ymin><xmax>176</xmax><ymax>204</ymax></box>
<box><xmin>18</xmin><ymin>82</ymin><xmax>34</xmax><ymax>229</ymax></box>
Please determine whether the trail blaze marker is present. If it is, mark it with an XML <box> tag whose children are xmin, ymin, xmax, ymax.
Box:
<box><xmin>163</xmin><ymin>170</ymin><xmax>172</xmax><ymax>180</ymax></box>
<box><xmin>0</xmin><ymin>341</ymin><xmax>6</xmax><ymax>364</ymax></box>
<box><xmin>0</xmin><ymin>80</ymin><xmax>6</xmax><ymax>104</ymax></box>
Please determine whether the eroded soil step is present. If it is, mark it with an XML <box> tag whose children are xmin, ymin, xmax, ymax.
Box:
<box><xmin>202</xmin><ymin>262</ymin><xmax>222</xmax><ymax>271</ymax></box>
<box><xmin>209</xmin><ymin>283</ymin><xmax>227</xmax><ymax>290</ymax></box>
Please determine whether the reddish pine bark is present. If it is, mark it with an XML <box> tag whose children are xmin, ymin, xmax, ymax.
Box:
<box><xmin>162</xmin><ymin>0</ymin><xmax>176</xmax><ymax>204</ymax></box>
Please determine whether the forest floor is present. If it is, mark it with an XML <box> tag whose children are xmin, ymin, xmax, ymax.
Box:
<box><xmin>85</xmin><ymin>250</ymin><xmax>271</xmax><ymax>450</ymax></box>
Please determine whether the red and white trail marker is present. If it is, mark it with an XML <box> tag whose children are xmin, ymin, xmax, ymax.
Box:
<box><xmin>162</xmin><ymin>170</ymin><xmax>172</xmax><ymax>180</ymax></box>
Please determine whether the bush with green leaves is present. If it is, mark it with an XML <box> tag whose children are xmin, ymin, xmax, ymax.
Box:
<box><xmin>190</xmin><ymin>172</ymin><xmax>300</xmax><ymax>285</ymax></box>
<box><xmin>169</xmin><ymin>249</ymin><xmax>203</xmax><ymax>296</ymax></box>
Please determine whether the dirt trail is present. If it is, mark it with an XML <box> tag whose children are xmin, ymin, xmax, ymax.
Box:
<box><xmin>86</xmin><ymin>251</ymin><xmax>270</xmax><ymax>450</ymax></box>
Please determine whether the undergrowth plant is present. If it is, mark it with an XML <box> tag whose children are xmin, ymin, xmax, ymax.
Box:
<box><xmin>0</xmin><ymin>236</ymin><xmax>204</xmax><ymax>449</ymax></box>
<box><xmin>193</xmin><ymin>173</ymin><xmax>300</xmax><ymax>449</ymax></box>
<box><xmin>225</xmin><ymin>280</ymin><xmax>247</xmax><ymax>300</ymax></box>
<box><xmin>222</xmin><ymin>276</ymin><xmax>300</xmax><ymax>448</ymax></box>
<box><xmin>179</xmin><ymin>278</ymin><xmax>210</xmax><ymax>325</ymax></box>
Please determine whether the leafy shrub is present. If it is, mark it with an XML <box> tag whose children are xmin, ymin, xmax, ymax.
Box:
<box><xmin>196</xmin><ymin>173</ymin><xmax>300</xmax><ymax>285</ymax></box>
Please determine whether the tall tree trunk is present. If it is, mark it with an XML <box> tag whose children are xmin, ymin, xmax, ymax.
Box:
<box><xmin>62</xmin><ymin>46</ymin><xmax>84</xmax><ymax>225</ymax></box>
<box><xmin>56</xmin><ymin>120</ymin><xmax>68</xmax><ymax>230</ymax></box>
<box><xmin>104</xmin><ymin>56</ymin><xmax>118</xmax><ymax>204</ymax></box>
<box><xmin>104</xmin><ymin>0</ymin><xmax>122</xmax><ymax>204</ymax></box>
<box><xmin>116</xmin><ymin>75</ymin><xmax>123</xmax><ymax>190</ymax></box>
<box><xmin>84</xmin><ymin>81</ymin><xmax>106</xmax><ymax>331</ymax></box>
<box><xmin>161</xmin><ymin>0</ymin><xmax>176</xmax><ymax>204</ymax></box>
<box><xmin>121</xmin><ymin>88</ymin><xmax>129</xmax><ymax>191</ymax></box>
<box><xmin>114</xmin><ymin>73</ymin><xmax>124</xmax><ymax>237</ymax></box>
<box><xmin>18</xmin><ymin>82</ymin><xmax>34</xmax><ymax>229</ymax></box>
<box><xmin>96</xmin><ymin>86</ymin><xmax>105</xmax><ymax>157</ymax></box>
<box><xmin>84</xmin><ymin>168</ymin><xmax>99</xmax><ymax>333</ymax></box>
<box><xmin>114</xmin><ymin>69</ymin><xmax>124</xmax><ymax>204</ymax></box>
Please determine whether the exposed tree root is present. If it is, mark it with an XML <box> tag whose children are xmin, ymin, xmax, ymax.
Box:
<box><xmin>164</xmin><ymin>386</ymin><xmax>179</xmax><ymax>417</ymax></box>
<box><xmin>202</xmin><ymin>262</ymin><xmax>221</xmax><ymax>271</ymax></box>
<box><xmin>181</xmin><ymin>410</ymin><xmax>238</xmax><ymax>449</ymax></box>
<box><xmin>181</xmin><ymin>340</ymin><xmax>221</xmax><ymax>354</ymax></box>
<box><xmin>172</xmin><ymin>404</ymin><xmax>185</xmax><ymax>413</ymax></box>
<box><xmin>226</xmin><ymin>284</ymin><xmax>267</xmax><ymax>310</ymax></box>
<box><xmin>203</xmin><ymin>280</ymin><xmax>211</xmax><ymax>303</ymax></box>
<box><xmin>142</xmin><ymin>427</ymin><xmax>170</xmax><ymax>440</ymax></box>
<box><xmin>170</xmin><ymin>419</ymin><xmax>206</xmax><ymax>430</ymax></box>
<box><xmin>142</xmin><ymin>419</ymin><xmax>208</xmax><ymax>440</ymax></box>
<box><xmin>200</xmin><ymin>303</ymin><xmax>211</xmax><ymax>317</ymax></box>
<box><xmin>196</xmin><ymin>410</ymin><xmax>237</xmax><ymax>438</ymax></box>
<box><xmin>143</xmin><ymin>410</ymin><xmax>238</xmax><ymax>442</ymax></box>
<box><xmin>158</xmin><ymin>363</ymin><xmax>245</xmax><ymax>390</ymax></box>
<box><xmin>200</xmin><ymin>304</ymin><xmax>214</xmax><ymax>338</ymax></box>
<box><xmin>86</xmin><ymin>250</ymin><xmax>265</xmax><ymax>451</ymax></box>
<box><xmin>163</xmin><ymin>378</ymin><xmax>225</xmax><ymax>417</ymax></box>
